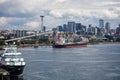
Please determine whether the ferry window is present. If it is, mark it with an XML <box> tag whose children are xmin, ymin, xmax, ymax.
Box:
<box><xmin>13</xmin><ymin>55</ymin><xmax>21</xmax><ymax>58</ymax></box>
<box><xmin>5</xmin><ymin>55</ymin><xmax>11</xmax><ymax>58</ymax></box>
<box><xmin>17</xmin><ymin>55</ymin><xmax>21</xmax><ymax>58</ymax></box>
<box><xmin>0</xmin><ymin>49</ymin><xmax>4</xmax><ymax>54</ymax></box>
<box><xmin>6</xmin><ymin>49</ymin><xmax>17</xmax><ymax>53</ymax></box>
<box><xmin>15</xmin><ymin>55</ymin><xmax>21</xmax><ymax>58</ymax></box>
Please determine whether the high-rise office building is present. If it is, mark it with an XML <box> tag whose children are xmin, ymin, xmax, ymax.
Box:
<box><xmin>99</xmin><ymin>19</ymin><xmax>104</xmax><ymax>28</ymax></box>
<box><xmin>105</xmin><ymin>22</ymin><xmax>110</xmax><ymax>35</ymax></box>
<box><xmin>57</xmin><ymin>25</ymin><xmax>63</xmax><ymax>32</ymax></box>
<box><xmin>116</xmin><ymin>24</ymin><xmax>120</xmax><ymax>35</ymax></box>
<box><xmin>94</xmin><ymin>27</ymin><xmax>98</xmax><ymax>35</ymax></box>
<box><xmin>63</xmin><ymin>24</ymin><xmax>68</xmax><ymax>32</ymax></box>
<box><xmin>80</xmin><ymin>25</ymin><xmax>86</xmax><ymax>35</ymax></box>
<box><xmin>87</xmin><ymin>24</ymin><xmax>93</xmax><ymax>35</ymax></box>
<box><xmin>76</xmin><ymin>23</ymin><xmax>82</xmax><ymax>35</ymax></box>
<box><xmin>68</xmin><ymin>22</ymin><xmax>76</xmax><ymax>32</ymax></box>
<box><xmin>99</xmin><ymin>19</ymin><xmax>105</xmax><ymax>37</ymax></box>
<box><xmin>76</xmin><ymin>23</ymin><xmax>82</xmax><ymax>31</ymax></box>
<box><xmin>97</xmin><ymin>27</ymin><xmax>101</xmax><ymax>36</ymax></box>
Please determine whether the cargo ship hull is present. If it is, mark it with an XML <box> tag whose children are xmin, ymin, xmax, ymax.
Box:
<box><xmin>53</xmin><ymin>42</ymin><xmax>87</xmax><ymax>48</ymax></box>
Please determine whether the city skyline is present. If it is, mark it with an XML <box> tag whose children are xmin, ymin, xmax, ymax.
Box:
<box><xmin>0</xmin><ymin>0</ymin><xmax>120</xmax><ymax>30</ymax></box>
<box><xmin>56</xmin><ymin>20</ymin><xmax>114</xmax><ymax>36</ymax></box>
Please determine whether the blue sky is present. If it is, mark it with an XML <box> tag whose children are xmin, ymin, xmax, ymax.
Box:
<box><xmin>0</xmin><ymin>0</ymin><xmax>120</xmax><ymax>30</ymax></box>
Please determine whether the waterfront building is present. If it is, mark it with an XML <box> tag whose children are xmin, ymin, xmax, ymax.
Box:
<box><xmin>12</xmin><ymin>30</ymin><xmax>27</xmax><ymax>38</ymax></box>
<box><xmin>21</xmin><ymin>30</ymin><xmax>27</xmax><ymax>37</ymax></box>
<box><xmin>67</xmin><ymin>22</ymin><xmax>76</xmax><ymax>32</ymax></box>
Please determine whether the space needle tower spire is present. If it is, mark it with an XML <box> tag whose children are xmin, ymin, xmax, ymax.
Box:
<box><xmin>40</xmin><ymin>15</ymin><xmax>44</xmax><ymax>32</ymax></box>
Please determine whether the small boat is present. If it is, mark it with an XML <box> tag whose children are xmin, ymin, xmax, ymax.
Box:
<box><xmin>0</xmin><ymin>45</ymin><xmax>26</xmax><ymax>75</ymax></box>
<box><xmin>34</xmin><ymin>45</ymin><xmax>39</xmax><ymax>48</ymax></box>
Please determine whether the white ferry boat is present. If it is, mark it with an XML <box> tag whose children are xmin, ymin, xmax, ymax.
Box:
<box><xmin>0</xmin><ymin>45</ymin><xmax>26</xmax><ymax>75</ymax></box>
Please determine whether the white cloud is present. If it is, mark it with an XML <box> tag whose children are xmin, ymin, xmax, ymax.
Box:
<box><xmin>49</xmin><ymin>8</ymin><xmax>119</xmax><ymax>19</ymax></box>
<box><xmin>0</xmin><ymin>0</ymin><xmax>9</xmax><ymax>3</ymax></box>
<box><xmin>24</xmin><ymin>21</ymin><xmax>40</xmax><ymax>28</ymax></box>
<box><xmin>0</xmin><ymin>0</ymin><xmax>120</xmax><ymax>29</ymax></box>
<box><xmin>101</xmin><ymin>1</ymin><xmax>120</xmax><ymax>6</ymax></box>
<box><xmin>0</xmin><ymin>17</ymin><xmax>27</xmax><ymax>30</ymax></box>
<box><xmin>0</xmin><ymin>17</ymin><xmax>12</xmax><ymax>26</ymax></box>
<box><xmin>55</xmin><ymin>0</ymin><xmax>66</xmax><ymax>3</ymax></box>
<box><xmin>0</xmin><ymin>17</ymin><xmax>7</xmax><ymax>26</ymax></box>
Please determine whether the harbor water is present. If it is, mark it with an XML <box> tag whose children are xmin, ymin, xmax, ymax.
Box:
<box><xmin>17</xmin><ymin>43</ymin><xmax>120</xmax><ymax>80</ymax></box>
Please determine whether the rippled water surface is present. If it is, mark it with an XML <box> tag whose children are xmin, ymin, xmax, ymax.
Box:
<box><xmin>18</xmin><ymin>44</ymin><xmax>120</xmax><ymax>80</ymax></box>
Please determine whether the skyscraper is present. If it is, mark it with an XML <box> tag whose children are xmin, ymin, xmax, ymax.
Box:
<box><xmin>76</xmin><ymin>23</ymin><xmax>82</xmax><ymax>31</ymax></box>
<box><xmin>116</xmin><ymin>24</ymin><xmax>120</xmax><ymax>35</ymax></box>
<box><xmin>87</xmin><ymin>24</ymin><xmax>93</xmax><ymax>35</ymax></box>
<box><xmin>99</xmin><ymin>19</ymin><xmax>104</xmax><ymax>37</ymax></box>
<box><xmin>81</xmin><ymin>25</ymin><xmax>86</xmax><ymax>35</ymax></box>
<box><xmin>67</xmin><ymin>22</ymin><xmax>76</xmax><ymax>32</ymax></box>
<box><xmin>99</xmin><ymin>19</ymin><xmax>104</xmax><ymax>28</ymax></box>
<box><xmin>57</xmin><ymin>25</ymin><xmax>63</xmax><ymax>32</ymax></box>
<box><xmin>63</xmin><ymin>24</ymin><xmax>68</xmax><ymax>32</ymax></box>
<box><xmin>105</xmin><ymin>22</ymin><xmax>110</xmax><ymax>35</ymax></box>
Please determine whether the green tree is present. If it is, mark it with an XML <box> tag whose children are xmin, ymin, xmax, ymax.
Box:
<box><xmin>0</xmin><ymin>39</ymin><xmax>5</xmax><ymax>46</ymax></box>
<box><xmin>116</xmin><ymin>38</ymin><xmax>120</xmax><ymax>42</ymax></box>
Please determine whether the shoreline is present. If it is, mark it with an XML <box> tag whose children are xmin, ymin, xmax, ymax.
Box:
<box><xmin>0</xmin><ymin>42</ymin><xmax>120</xmax><ymax>49</ymax></box>
<box><xmin>88</xmin><ymin>42</ymin><xmax>120</xmax><ymax>45</ymax></box>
